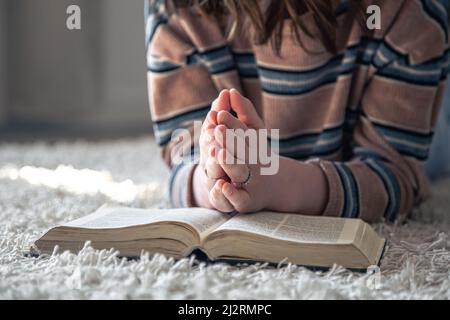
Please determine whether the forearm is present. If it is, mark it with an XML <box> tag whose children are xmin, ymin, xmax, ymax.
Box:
<box><xmin>194</xmin><ymin>156</ymin><xmax>329</xmax><ymax>214</ymax></box>
<box><xmin>267</xmin><ymin>157</ymin><xmax>329</xmax><ymax>215</ymax></box>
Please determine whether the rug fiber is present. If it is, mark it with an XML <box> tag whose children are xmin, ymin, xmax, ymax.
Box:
<box><xmin>1</xmin><ymin>137</ymin><xmax>449</xmax><ymax>299</ymax></box>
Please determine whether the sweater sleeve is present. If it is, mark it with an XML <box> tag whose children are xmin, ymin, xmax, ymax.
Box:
<box><xmin>310</xmin><ymin>0</ymin><xmax>450</xmax><ymax>222</ymax></box>
<box><xmin>145</xmin><ymin>4</ymin><xmax>239</xmax><ymax>207</ymax></box>
<box><xmin>145</xmin><ymin>5</ymin><xmax>215</xmax><ymax>207</ymax></box>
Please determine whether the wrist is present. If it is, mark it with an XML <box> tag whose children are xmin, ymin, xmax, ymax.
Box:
<box><xmin>266</xmin><ymin>158</ymin><xmax>291</xmax><ymax>211</ymax></box>
<box><xmin>266</xmin><ymin>157</ymin><xmax>328</xmax><ymax>215</ymax></box>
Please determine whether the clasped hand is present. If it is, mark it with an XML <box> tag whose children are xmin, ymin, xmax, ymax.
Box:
<box><xmin>195</xmin><ymin>89</ymin><xmax>274</xmax><ymax>213</ymax></box>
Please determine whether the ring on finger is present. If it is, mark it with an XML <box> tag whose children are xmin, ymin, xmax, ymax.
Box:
<box><xmin>233</xmin><ymin>165</ymin><xmax>252</xmax><ymax>189</ymax></box>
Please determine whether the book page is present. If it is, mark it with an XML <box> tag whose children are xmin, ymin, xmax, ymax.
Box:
<box><xmin>215</xmin><ymin>211</ymin><xmax>350</xmax><ymax>244</ymax></box>
<box><xmin>64</xmin><ymin>205</ymin><xmax>230</xmax><ymax>235</ymax></box>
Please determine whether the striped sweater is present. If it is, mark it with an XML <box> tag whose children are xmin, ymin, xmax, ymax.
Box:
<box><xmin>145</xmin><ymin>0</ymin><xmax>450</xmax><ymax>222</ymax></box>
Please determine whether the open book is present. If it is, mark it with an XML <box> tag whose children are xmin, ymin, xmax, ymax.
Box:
<box><xmin>32</xmin><ymin>205</ymin><xmax>386</xmax><ymax>270</ymax></box>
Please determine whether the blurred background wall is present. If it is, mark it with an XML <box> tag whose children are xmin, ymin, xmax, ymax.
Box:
<box><xmin>1</xmin><ymin>0</ymin><xmax>150</xmax><ymax>136</ymax></box>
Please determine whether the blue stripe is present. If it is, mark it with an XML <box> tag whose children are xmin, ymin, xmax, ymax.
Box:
<box><xmin>260</xmin><ymin>63</ymin><xmax>355</xmax><ymax>95</ymax></box>
<box><xmin>365</xmin><ymin>159</ymin><xmax>401</xmax><ymax>222</ymax></box>
<box><xmin>273</xmin><ymin>126</ymin><xmax>342</xmax><ymax>147</ymax></box>
<box><xmin>372</xmin><ymin>123</ymin><xmax>434</xmax><ymax>145</ymax></box>
<box><xmin>443</xmin><ymin>49</ymin><xmax>450</xmax><ymax>77</ymax></box>
<box><xmin>187</xmin><ymin>45</ymin><xmax>237</xmax><ymax>75</ymax></box>
<box><xmin>169</xmin><ymin>154</ymin><xmax>198</xmax><ymax>207</ymax></box>
<box><xmin>208</xmin><ymin>61</ymin><xmax>236</xmax><ymax>75</ymax></box>
<box><xmin>197</xmin><ymin>45</ymin><xmax>232</xmax><ymax>60</ymax></box>
<box><xmin>145</xmin><ymin>13</ymin><xmax>167</xmax><ymax>47</ymax></box>
<box><xmin>155</xmin><ymin>128</ymin><xmax>187</xmax><ymax>147</ymax></box>
<box><xmin>147</xmin><ymin>56</ymin><xmax>180</xmax><ymax>73</ymax></box>
<box><xmin>234</xmin><ymin>52</ymin><xmax>257</xmax><ymax>64</ymax></box>
<box><xmin>155</xmin><ymin>106</ymin><xmax>210</xmax><ymax>130</ymax></box>
<box><xmin>237</xmin><ymin>67</ymin><xmax>259</xmax><ymax>78</ymax></box>
<box><xmin>371</xmin><ymin>121</ymin><xmax>434</xmax><ymax>160</ymax></box>
<box><xmin>386</xmin><ymin>142</ymin><xmax>430</xmax><ymax>160</ymax></box>
<box><xmin>335</xmin><ymin>163</ymin><xmax>359</xmax><ymax>218</ymax></box>
<box><xmin>373</xmin><ymin>42</ymin><xmax>401</xmax><ymax>67</ymax></box>
<box><xmin>154</xmin><ymin>123</ymin><xmax>204</xmax><ymax>146</ymax></box>
<box><xmin>168</xmin><ymin>162</ymin><xmax>186</xmax><ymax>207</ymax></box>
<box><xmin>279</xmin><ymin>139</ymin><xmax>342</xmax><ymax>159</ymax></box>
<box><xmin>353</xmin><ymin>147</ymin><xmax>387</xmax><ymax>162</ymax></box>
<box><xmin>257</xmin><ymin>42</ymin><xmax>361</xmax><ymax>95</ymax></box>
<box><xmin>147</xmin><ymin>46</ymin><xmax>236</xmax><ymax>74</ymax></box>
<box><xmin>374</xmin><ymin>41</ymin><xmax>445</xmax><ymax>85</ymax></box>
<box><xmin>341</xmin><ymin>164</ymin><xmax>359</xmax><ymax>218</ymax></box>
<box><xmin>234</xmin><ymin>52</ymin><xmax>259</xmax><ymax>78</ymax></box>
<box><xmin>269</xmin><ymin>126</ymin><xmax>343</xmax><ymax>159</ymax></box>
<box><xmin>154</xmin><ymin>105</ymin><xmax>210</xmax><ymax>146</ymax></box>
<box><xmin>376</xmin><ymin>64</ymin><xmax>443</xmax><ymax>86</ymax></box>
<box><xmin>334</xmin><ymin>164</ymin><xmax>349</xmax><ymax>217</ymax></box>
<box><xmin>186</xmin><ymin>48</ymin><xmax>259</xmax><ymax>76</ymax></box>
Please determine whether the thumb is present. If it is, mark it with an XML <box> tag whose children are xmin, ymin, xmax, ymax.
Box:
<box><xmin>229</xmin><ymin>88</ymin><xmax>263</xmax><ymax>129</ymax></box>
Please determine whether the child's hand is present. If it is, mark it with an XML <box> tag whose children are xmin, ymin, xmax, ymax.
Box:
<box><xmin>209</xmin><ymin>89</ymin><xmax>276</xmax><ymax>213</ymax></box>
<box><xmin>202</xmin><ymin>89</ymin><xmax>328</xmax><ymax>215</ymax></box>
<box><xmin>193</xmin><ymin>90</ymin><xmax>234</xmax><ymax>211</ymax></box>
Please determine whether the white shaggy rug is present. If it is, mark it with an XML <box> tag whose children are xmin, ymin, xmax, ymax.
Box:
<box><xmin>1</xmin><ymin>136</ymin><xmax>450</xmax><ymax>300</ymax></box>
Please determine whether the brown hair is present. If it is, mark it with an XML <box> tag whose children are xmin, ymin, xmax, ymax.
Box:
<box><xmin>156</xmin><ymin>0</ymin><xmax>367</xmax><ymax>54</ymax></box>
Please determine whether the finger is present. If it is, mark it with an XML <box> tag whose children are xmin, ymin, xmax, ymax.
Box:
<box><xmin>209</xmin><ymin>179</ymin><xmax>234</xmax><ymax>213</ymax></box>
<box><xmin>214</xmin><ymin>125</ymin><xmax>250</xmax><ymax>163</ymax></box>
<box><xmin>216</xmin><ymin>148</ymin><xmax>250</xmax><ymax>183</ymax></box>
<box><xmin>205</xmin><ymin>146</ymin><xmax>227</xmax><ymax>179</ymax></box>
<box><xmin>202</xmin><ymin>110</ymin><xmax>218</xmax><ymax>131</ymax></box>
<box><xmin>211</xmin><ymin>90</ymin><xmax>231</xmax><ymax>114</ymax></box>
<box><xmin>222</xmin><ymin>182</ymin><xmax>251</xmax><ymax>213</ymax></box>
<box><xmin>200</xmin><ymin>112</ymin><xmax>217</xmax><ymax>156</ymax></box>
<box><xmin>199</xmin><ymin>122</ymin><xmax>217</xmax><ymax>166</ymax></box>
<box><xmin>200</xmin><ymin>124</ymin><xmax>215</xmax><ymax>148</ymax></box>
<box><xmin>207</xmin><ymin>110</ymin><xmax>218</xmax><ymax>127</ymax></box>
<box><xmin>230</xmin><ymin>88</ymin><xmax>264</xmax><ymax>129</ymax></box>
<box><xmin>217</xmin><ymin>110</ymin><xmax>247</xmax><ymax>131</ymax></box>
<box><xmin>214</xmin><ymin>124</ymin><xmax>227</xmax><ymax>149</ymax></box>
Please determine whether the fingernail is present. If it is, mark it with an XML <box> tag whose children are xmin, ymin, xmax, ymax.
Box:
<box><xmin>230</xmin><ymin>88</ymin><xmax>240</xmax><ymax>95</ymax></box>
<box><xmin>223</xmin><ymin>183</ymin><xmax>233</xmax><ymax>196</ymax></box>
<box><xmin>209</xmin><ymin>111</ymin><xmax>217</xmax><ymax>123</ymax></box>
